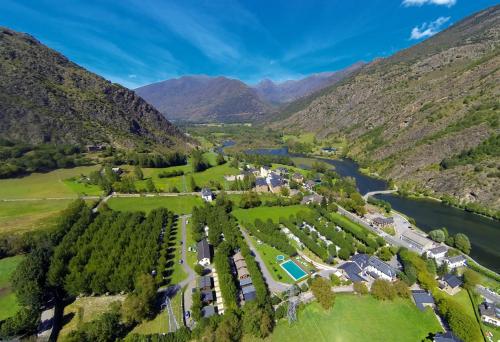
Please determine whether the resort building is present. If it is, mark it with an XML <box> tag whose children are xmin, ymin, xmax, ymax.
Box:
<box><xmin>426</xmin><ymin>246</ymin><xmax>448</xmax><ymax>261</ymax></box>
<box><xmin>201</xmin><ymin>305</ymin><xmax>216</xmax><ymax>318</ymax></box>
<box><xmin>199</xmin><ymin>276</ymin><xmax>212</xmax><ymax>291</ymax></box>
<box><xmin>197</xmin><ymin>238</ymin><xmax>211</xmax><ymax>267</ymax></box>
<box><xmin>444</xmin><ymin>255</ymin><xmax>467</xmax><ymax>269</ymax></box>
<box><xmin>266</xmin><ymin>173</ymin><xmax>284</xmax><ymax>193</ymax></box>
<box><xmin>304</xmin><ymin>180</ymin><xmax>316</xmax><ymax>191</ymax></box>
<box><xmin>439</xmin><ymin>274</ymin><xmax>463</xmax><ymax>295</ymax></box>
<box><xmin>260</xmin><ymin>165</ymin><xmax>271</xmax><ymax>177</ymax></box>
<box><xmin>339</xmin><ymin>254</ymin><xmax>397</xmax><ymax>282</ymax></box>
<box><xmin>254</xmin><ymin>177</ymin><xmax>269</xmax><ymax>192</ymax></box>
<box><xmin>300</xmin><ymin>194</ymin><xmax>324</xmax><ymax>205</ymax></box>
<box><xmin>401</xmin><ymin>230</ymin><xmax>433</xmax><ymax>252</ymax></box>
<box><xmin>479</xmin><ymin>302</ymin><xmax>500</xmax><ymax>327</ymax></box>
<box><xmin>201</xmin><ymin>188</ymin><xmax>214</xmax><ymax>202</ymax></box>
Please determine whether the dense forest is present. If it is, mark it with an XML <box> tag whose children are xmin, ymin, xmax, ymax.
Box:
<box><xmin>0</xmin><ymin>140</ymin><xmax>90</xmax><ymax>178</ymax></box>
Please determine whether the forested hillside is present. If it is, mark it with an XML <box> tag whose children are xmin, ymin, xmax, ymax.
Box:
<box><xmin>274</xmin><ymin>5</ymin><xmax>500</xmax><ymax>210</ymax></box>
<box><xmin>0</xmin><ymin>27</ymin><xmax>191</xmax><ymax>150</ymax></box>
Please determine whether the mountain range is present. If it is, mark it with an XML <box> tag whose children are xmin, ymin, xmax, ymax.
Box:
<box><xmin>274</xmin><ymin>5</ymin><xmax>500</xmax><ymax>210</ymax></box>
<box><xmin>0</xmin><ymin>27</ymin><xmax>191</xmax><ymax>150</ymax></box>
<box><xmin>134</xmin><ymin>63</ymin><xmax>363</xmax><ymax>123</ymax></box>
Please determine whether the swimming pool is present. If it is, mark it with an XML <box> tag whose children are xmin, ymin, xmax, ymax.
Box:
<box><xmin>280</xmin><ymin>260</ymin><xmax>308</xmax><ymax>281</ymax></box>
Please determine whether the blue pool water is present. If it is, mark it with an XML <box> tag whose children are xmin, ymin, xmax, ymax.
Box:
<box><xmin>280</xmin><ymin>260</ymin><xmax>307</xmax><ymax>281</ymax></box>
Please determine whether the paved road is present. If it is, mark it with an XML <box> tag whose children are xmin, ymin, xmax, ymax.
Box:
<box><xmin>477</xmin><ymin>285</ymin><xmax>500</xmax><ymax>303</ymax></box>
<box><xmin>362</xmin><ymin>189</ymin><xmax>397</xmax><ymax>201</ymax></box>
<box><xmin>240</xmin><ymin>227</ymin><xmax>290</xmax><ymax>293</ymax></box>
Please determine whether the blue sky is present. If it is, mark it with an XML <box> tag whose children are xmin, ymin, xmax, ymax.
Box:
<box><xmin>1</xmin><ymin>0</ymin><xmax>497</xmax><ymax>88</ymax></box>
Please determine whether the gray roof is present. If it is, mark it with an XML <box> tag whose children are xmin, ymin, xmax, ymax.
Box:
<box><xmin>255</xmin><ymin>178</ymin><xmax>267</xmax><ymax>186</ymax></box>
<box><xmin>201</xmin><ymin>290</ymin><xmax>214</xmax><ymax>302</ymax></box>
<box><xmin>446</xmin><ymin>255</ymin><xmax>467</xmax><ymax>264</ymax></box>
<box><xmin>339</xmin><ymin>262</ymin><xmax>366</xmax><ymax>282</ymax></box>
<box><xmin>434</xmin><ymin>331</ymin><xmax>462</xmax><ymax>342</ymax></box>
<box><xmin>350</xmin><ymin>253</ymin><xmax>370</xmax><ymax>269</ymax></box>
<box><xmin>428</xmin><ymin>246</ymin><xmax>448</xmax><ymax>255</ymax></box>
<box><xmin>300</xmin><ymin>194</ymin><xmax>323</xmax><ymax>205</ymax></box>
<box><xmin>239</xmin><ymin>277</ymin><xmax>253</xmax><ymax>287</ymax></box>
<box><xmin>368</xmin><ymin>256</ymin><xmax>397</xmax><ymax>278</ymax></box>
<box><xmin>242</xmin><ymin>285</ymin><xmax>257</xmax><ymax>301</ymax></box>
<box><xmin>443</xmin><ymin>274</ymin><xmax>462</xmax><ymax>288</ymax></box>
<box><xmin>412</xmin><ymin>290</ymin><xmax>435</xmax><ymax>311</ymax></box>
<box><xmin>242</xmin><ymin>284</ymin><xmax>256</xmax><ymax>294</ymax></box>
<box><xmin>269</xmin><ymin>177</ymin><xmax>283</xmax><ymax>188</ymax></box>
<box><xmin>197</xmin><ymin>239</ymin><xmax>211</xmax><ymax>261</ymax></box>
<box><xmin>199</xmin><ymin>276</ymin><xmax>212</xmax><ymax>289</ymax></box>
<box><xmin>479</xmin><ymin>302</ymin><xmax>499</xmax><ymax>318</ymax></box>
<box><xmin>201</xmin><ymin>188</ymin><xmax>213</xmax><ymax>197</ymax></box>
<box><xmin>372</xmin><ymin>217</ymin><xmax>394</xmax><ymax>225</ymax></box>
<box><xmin>202</xmin><ymin>305</ymin><xmax>216</xmax><ymax>318</ymax></box>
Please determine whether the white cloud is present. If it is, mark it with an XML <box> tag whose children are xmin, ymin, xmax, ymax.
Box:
<box><xmin>128</xmin><ymin>74</ymin><xmax>137</xmax><ymax>78</ymax></box>
<box><xmin>402</xmin><ymin>0</ymin><xmax>456</xmax><ymax>7</ymax></box>
<box><xmin>410</xmin><ymin>16</ymin><xmax>450</xmax><ymax>40</ymax></box>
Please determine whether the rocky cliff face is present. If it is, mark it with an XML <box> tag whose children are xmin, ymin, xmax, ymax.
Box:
<box><xmin>273</xmin><ymin>6</ymin><xmax>500</xmax><ymax>209</ymax></box>
<box><xmin>135</xmin><ymin>76</ymin><xmax>272</xmax><ymax>123</ymax></box>
<box><xmin>0</xmin><ymin>27</ymin><xmax>191</xmax><ymax>150</ymax></box>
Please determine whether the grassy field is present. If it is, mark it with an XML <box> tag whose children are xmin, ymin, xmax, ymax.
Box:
<box><xmin>107</xmin><ymin>195</ymin><xmax>203</xmax><ymax>215</ymax></box>
<box><xmin>63</xmin><ymin>179</ymin><xmax>103</xmax><ymax>196</ymax></box>
<box><xmin>185</xmin><ymin>220</ymin><xmax>198</xmax><ymax>270</ymax></box>
<box><xmin>233</xmin><ymin>205</ymin><xmax>312</xmax><ymax>226</ymax></box>
<box><xmin>58</xmin><ymin>295</ymin><xmax>125</xmax><ymax>340</ymax></box>
<box><xmin>168</xmin><ymin>218</ymin><xmax>187</xmax><ymax>285</ymax></box>
<box><xmin>245</xmin><ymin>295</ymin><xmax>442</xmax><ymax>342</ymax></box>
<box><xmin>0</xmin><ymin>199</ymin><xmax>74</xmax><ymax>235</ymax></box>
<box><xmin>128</xmin><ymin>291</ymin><xmax>183</xmax><ymax>336</ymax></box>
<box><xmin>0</xmin><ymin>166</ymin><xmax>100</xmax><ymax>199</ymax></box>
<box><xmin>0</xmin><ymin>255</ymin><xmax>24</xmax><ymax>320</ymax></box>
<box><xmin>248</xmin><ymin>235</ymin><xmax>294</xmax><ymax>284</ymax></box>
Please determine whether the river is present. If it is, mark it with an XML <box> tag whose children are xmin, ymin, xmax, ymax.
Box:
<box><xmin>239</xmin><ymin>145</ymin><xmax>500</xmax><ymax>272</ymax></box>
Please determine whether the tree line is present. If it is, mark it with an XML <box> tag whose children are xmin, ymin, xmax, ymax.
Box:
<box><xmin>245</xmin><ymin>219</ymin><xmax>297</xmax><ymax>256</ymax></box>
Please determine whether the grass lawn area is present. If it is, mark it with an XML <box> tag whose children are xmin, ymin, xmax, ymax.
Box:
<box><xmin>168</xmin><ymin>218</ymin><xmax>187</xmax><ymax>285</ymax></box>
<box><xmin>63</xmin><ymin>179</ymin><xmax>103</xmax><ymax>196</ymax></box>
<box><xmin>438</xmin><ymin>289</ymin><xmax>483</xmax><ymax>340</ymax></box>
<box><xmin>0</xmin><ymin>255</ymin><xmax>24</xmax><ymax>320</ymax></box>
<box><xmin>0</xmin><ymin>199</ymin><xmax>74</xmax><ymax>235</ymax></box>
<box><xmin>128</xmin><ymin>291</ymin><xmax>183</xmax><ymax>336</ymax></box>
<box><xmin>0</xmin><ymin>166</ymin><xmax>100</xmax><ymax>199</ymax></box>
<box><xmin>59</xmin><ymin>295</ymin><xmax>125</xmax><ymax>340</ymax></box>
<box><xmin>233</xmin><ymin>205</ymin><xmax>312</xmax><ymax>226</ymax></box>
<box><xmin>247</xmin><ymin>235</ymin><xmax>294</xmax><ymax>284</ymax></box>
<box><xmin>185</xmin><ymin>220</ymin><xmax>198</xmax><ymax>271</ymax></box>
<box><xmin>107</xmin><ymin>195</ymin><xmax>203</xmax><ymax>215</ymax></box>
<box><xmin>245</xmin><ymin>295</ymin><xmax>442</xmax><ymax>342</ymax></box>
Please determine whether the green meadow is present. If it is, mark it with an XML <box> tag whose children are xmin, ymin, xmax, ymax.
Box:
<box><xmin>232</xmin><ymin>205</ymin><xmax>312</xmax><ymax>226</ymax></box>
<box><xmin>245</xmin><ymin>295</ymin><xmax>442</xmax><ymax>342</ymax></box>
<box><xmin>107</xmin><ymin>195</ymin><xmax>203</xmax><ymax>215</ymax></box>
<box><xmin>0</xmin><ymin>255</ymin><xmax>25</xmax><ymax>320</ymax></box>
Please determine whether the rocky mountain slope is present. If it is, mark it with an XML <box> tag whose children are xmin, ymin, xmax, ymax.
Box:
<box><xmin>273</xmin><ymin>5</ymin><xmax>500</xmax><ymax>210</ymax></box>
<box><xmin>253</xmin><ymin>62</ymin><xmax>364</xmax><ymax>105</ymax></box>
<box><xmin>0</xmin><ymin>27</ymin><xmax>191</xmax><ymax>150</ymax></box>
<box><xmin>135</xmin><ymin>76</ymin><xmax>272</xmax><ymax>123</ymax></box>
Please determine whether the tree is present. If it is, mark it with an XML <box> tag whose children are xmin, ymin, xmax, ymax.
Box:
<box><xmin>437</xmin><ymin>263</ymin><xmax>449</xmax><ymax>277</ymax></box>
<box><xmin>145</xmin><ymin>178</ymin><xmax>156</xmax><ymax>192</ymax></box>
<box><xmin>393</xmin><ymin>280</ymin><xmax>410</xmax><ymax>298</ymax></box>
<box><xmin>454</xmin><ymin>233</ymin><xmax>471</xmax><ymax>254</ymax></box>
<box><xmin>330</xmin><ymin>274</ymin><xmax>341</xmax><ymax>286</ymax></box>
<box><xmin>134</xmin><ymin>165</ymin><xmax>143</xmax><ymax>180</ymax></box>
<box><xmin>121</xmin><ymin>274</ymin><xmax>156</xmax><ymax>323</ymax></box>
<box><xmin>428</xmin><ymin>229</ymin><xmax>446</xmax><ymax>243</ymax></box>
<box><xmin>353</xmin><ymin>282</ymin><xmax>368</xmax><ymax>295</ymax></box>
<box><xmin>311</xmin><ymin>277</ymin><xmax>335</xmax><ymax>310</ymax></box>
<box><xmin>280</xmin><ymin>187</ymin><xmax>290</xmax><ymax>197</ymax></box>
<box><xmin>215</xmin><ymin>311</ymin><xmax>241</xmax><ymax>342</ymax></box>
<box><xmin>462</xmin><ymin>269</ymin><xmax>480</xmax><ymax>290</ymax></box>
<box><xmin>371</xmin><ymin>279</ymin><xmax>395</xmax><ymax>300</ymax></box>
<box><xmin>194</xmin><ymin>264</ymin><xmax>204</xmax><ymax>276</ymax></box>
<box><xmin>192</xmin><ymin>150</ymin><xmax>210</xmax><ymax>172</ymax></box>
<box><xmin>191</xmin><ymin>290</ymin><xmax>202</xmax><ymax>322</ymax></box>
<box><xmin>189</xmin><ymin>176</ymin><xmax>199</xmax><ymax>192</ymax></box>
<box><xmin>216</xmin><ymin>153</ymin><xmax>226</xmax><ymax>165</ymax></box>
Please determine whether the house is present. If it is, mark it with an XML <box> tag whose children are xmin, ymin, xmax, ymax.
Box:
<box><xmin>242</xmin><ymin>285</ymin><xmax>257</xmax><ymax>301</ymax></box>
<box><xmin>201</xmin><ymin>305</ymin><xmax>216</xmax><ymax>318</ymax></box>
<box><xmin>439</xmin><ymin>274</ymin><xmax>463</xmax><ymax>295</ymax></box>
<box><xmin>254</xmin><ymin>178</ymin><xmax>269</xmax><ymax>192</ymax></box>
<box><xmin>239</xmin><ymin>277</ymin><xmax>253</xmax><ymax>288</ymax></box>
<box><xmin>291</xmin><ymin>173</ymin><xmax>304</xmax><ymax>184</ymax></box>
<box><xmin>339</xmin><ymin>254</ymin><xmax>397</xmax><ymax>282</ymax></box>
<box><xmin>445</xmin><ymin>255</ymin><xmax>467</xmax><ymax>269</ymax></box>
<box><xmin>401</xmin><ymin>230</ymin><xmax>433</xmax><ymax>252</ymax></box>
<box><xmin>321</xmin><ymin>147</ymin><xmax>337</xmax><ymax>154</ymax></box>
<box><xmin>275</xmin><ymin>167</ymin><xmax>289</xmax><ymax>176</ymax></box>
<box><xmin>201</xmin><ymin>188</ymin><xmax>214</xmax><ymax>202</ymax></box>
<box><xmin>304</xmin><ymin>180</ymin><xmax>316</xmax><ymax>191</ymax></box>
<box><xmin>372</xmin><ymin>216</ymin><xmax>394</xmax><ymax>227</ymax></box>
<box><xmin>235</xmin><ymin>261</ymin><xmax>250</xmax><ymax>279</ymax></box>
<box><xmin>365</xmin><ymin>256</ymin><xmax>397</xmax><ymax>281</ymax></box>
<box><xmin>260</xmin><ymin>166</ymin><xmax>271</xmax><ymax>177</ymax></box>
<box><xmin>199</xmin><ymin>276</ymin><xmax>212</xmax><ymax>291</ymax></box>
<box><xmin>197</xmin><ymin>239</ymin><xmax>211</xmax><ymax>267</ymax></box>
<box><xmin>426</xmin><ymin>246</ymin><xmax>448</xmax><ymax>261</ymax></box>
<box><xmin>111</xmin><ymin>167</ymin><xmax>123</xmax><ymax>175</ymax></box>
<box><xmin>339</xmin><ymin>262</ymin><xmax>367</xmax><ymax>282</ymax></box>
<box><xmin>411</xmin><ymin>290</ymin><xmax>435</xmax><ymax>311</ymax></box>
<box><xmin>479</xmin><ymin>302</ymin><xmax>500</xmax><ymax>327</ymax></box>
<box><xmin>434</xmin><ymin>331</ymin><xmax>462</xmax><ymax>342</ymax></box>
<box><xmin>267</xmin><ymin>174</ymin><xmax>284</xmax><ymax>193</ymax></box>
<box><xmin>201</xmin><ymin>290</ymin><xmax>214</xmax><ymax>304</ymax></box>
<box><xmin>224</xmin><ymin>174</ymin><xmax>245</xmax><ymax>181</ymax></box>
<box><xmin>301</xmin><ymin>194</ymin><xmax>324</xmax><ymax>205</ymax></box>
<box><xmin>247</xmin><ymin>167</ymin><xmax>260</xmax><ymax>177</ymax></box>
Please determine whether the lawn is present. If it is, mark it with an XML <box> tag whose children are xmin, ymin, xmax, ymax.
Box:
<box><xmin>0</xmin><ymin>255</ymin><xmax>24</xmax><ymax>320</ymax></box>
<box><xmin>168</xmin><ymin>218</ymin><xmax>187</xmax><ymax>285</ymax></box>
<box><xmin>107</xmin><ymin>195</ymin><xmax>203</xmax><ymax>215</ymax></box>
<box><xmin>63</xmin><ymin>179</ymin><xmax>103</xmax><ymax>196</ymax></box>
<box><xmin>0</xmin><ymin>165</ymin><xmax>100</xmax><ymax>199</ymax></box>
<box><xmin>247</xmin><ymin>235</ymin><xmax>294</xmax><ymax>284</ymax></box>
<box><xmin>128</xmin><ymin>291</ymin><xmax>183</xmax><ymax>335</ymax></box>
<box><xmin>0</xmin><ymin>199</ymin><xmax>74</xmax><ymax>235</ymax></box>
<box><xmin>233</xmin><ymin>205</ymin><xmax>312</xmax><ymax>226</ymax></box>
<box><xmin>185</xmin><ymin>220</ymin><xmax>198</xmax><ymax>270</ymax></box>
<box><xmin>58</xmin><ymin>295</ymin><xmax>126</xmax><ymax>340</ymax></box>
<box><xmin>245</xmin><ymin>295</ymin><xmax>442</xmax><ymax>342</ymax></box>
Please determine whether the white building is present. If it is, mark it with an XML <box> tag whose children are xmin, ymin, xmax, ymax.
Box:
<box><xmin>445</xmin><ymin>255</ymin><xmax>467</xmax><ymax>269</ymax></box>
<box><xmin>260</xmin><ymin>166</ymin><xmax>271</xmax><ymax>177</ymax></box>
<box><xmin>201</xmin><ymin>188</ymin><xmax>214</xmax><ymax>202</ymax></box>
<box><xmin>426</xmin><ymin>245</ymin><xmax>448</xmax><ymax>262</ymax></box>
<box><xmin>401</xmin><ymin>231</ymin><xmax>433</xmax><ymax>252</ymax></box>
<box><xmin>479</xmin><ymin>302</ymin><xmax>500</xmax><ymax>327</ymax></box>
